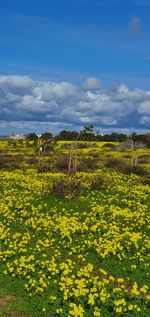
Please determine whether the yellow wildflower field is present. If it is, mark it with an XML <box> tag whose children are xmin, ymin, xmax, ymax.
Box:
<box><xmin>0</xmin><ymin>139</ymin><xmax>150</xmax><ymax>316</ymax></box>
<box><xmin>0</xmin><ymin>166</ymin><xmax>150</xmax><ymax>316</ymax></box>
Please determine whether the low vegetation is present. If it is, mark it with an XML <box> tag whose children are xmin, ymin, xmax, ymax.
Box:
<box><xmin>0</xmin><ymin>136</ymin><xmax>150</xmax><ymax>317</ymax></box>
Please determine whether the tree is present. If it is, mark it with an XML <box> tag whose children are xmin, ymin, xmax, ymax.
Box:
<box><xmin>26</xmin><ymin>133</ymin><xmax>38</xmax><ymax>141</ymax></box>
<box><xmin>83</xmin><ymin>125</ymin><xmax>94</xmax><ymax>134</ymax></box>
<box><xmin>40</xmin><ymin>132</ymin><xmax>53</xmax><ymax>142</ymax></box>
<box><xmin>56</xmin><ymin>130</ymin><xmax>79</xmax><ymax>141</ymax></box>
<box><xmin>96</xmin><ymin>133</ymin><xmax>127</xmax><ymax>142</ymax></box>
<box><xmin>78</xmin><ymin>125</ymin><xmax>96</xmax><ymax>141</ymax></box>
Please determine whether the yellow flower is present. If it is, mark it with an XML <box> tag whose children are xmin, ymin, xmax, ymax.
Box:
<box><xmin>88</xmin><ymin>293</ymin><xmax>95</xmax><ymax>305</ymax></box>
<box><xmin>115</xmin><ymin>306</ymin><xmax>122</xmax><ymax>313</ymax></box>
<box><xmin>128</xmin><ymin>304</ymin><xmax>133</xmax><ymax>311</ymax></box>
<box><xmin>93</xmin><ymin>307</ymin><xmax>101</xmax><ymax>316</ymax></box>
<box><xmin>42</xmin><ymin>307</ymin><xmax>46</xmax><ymax>312</ymax></box>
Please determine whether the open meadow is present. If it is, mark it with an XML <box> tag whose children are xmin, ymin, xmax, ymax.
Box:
<box><xmin>0</xmin><ymin>139</ymin><xmax>150</xmax><ymax>317</ymax></box>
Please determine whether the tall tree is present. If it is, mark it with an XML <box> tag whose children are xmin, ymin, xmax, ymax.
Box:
<box><xmin>26</xmin><ymin>133</ymin><xmax>38</xmax><ymax>141</ymax></box>
<box><xmin>40</xmin><ymin>132</ymin><xmax>53</xmax><ymax>142</ymax></box>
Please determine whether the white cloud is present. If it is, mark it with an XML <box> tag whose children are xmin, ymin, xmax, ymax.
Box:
<box><xmin>138</xmin><ymin>101</ymin><xmax>150</xmax><ymax>115</ymax></box>
<box><xmin>0</xmin><ymin>74</ymin><xmax>150</xmax><ymax>135</ymax></box>
<box><xmin>0</xmin><ymin>75</ymin><xmax>34</xmax><ymax>89</ymax></box>
<box><xmin>33</xmin><ymin>81</ymin><xmax>76</xmax><ymax>100</ymax></box>
<box><xmin>140</xmin><ymin>116</ymin><xmax>150</xmax><ymax>125</ymax></box>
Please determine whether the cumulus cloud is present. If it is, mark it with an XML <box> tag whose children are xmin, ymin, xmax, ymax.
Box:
<box><xmin>138</xmin><ymin>101</ymin><xmax>150</xmax><ymax>115</ymax></box>
<box><xmin>140</xmin><ymin>116</ymin><xmax>150</xmax><ymax>125</ymax></box>
<box><xmin>0</xmin><ymin>75</ymin><xmax>150</xmax><ymax>135</ymax></box>
<box><xmin>82</xmin><ymin>77</ymin><xmax>101</xmax><ymax>90</ymax></box>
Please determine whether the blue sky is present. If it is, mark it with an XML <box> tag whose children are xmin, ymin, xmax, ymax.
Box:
<box><xmin>0</xmin><ymin>0</ymin><xmax>150</xmax><ymax>135</ymax></box>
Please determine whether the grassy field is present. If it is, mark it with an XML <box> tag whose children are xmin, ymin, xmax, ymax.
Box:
<box><xmin>0</xmin><ymin>139</ymin><xmax>150</xmax><ymax>316</ymax></box>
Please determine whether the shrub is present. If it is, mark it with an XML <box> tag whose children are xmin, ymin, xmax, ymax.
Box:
<box><xmin>102</xmin><ymin>143</ymin><xmax>116</xmax><ymax>149</ymax></box>
<box><xmin>141</xmin><ymin>176</ymin><xmax>150</xmax><ymax>186</ymax></box>
<box><xmin>104</xmin><ymin>158</ymin><xmax>126</xmax><ymax>169</ymax></box>
<box><xmin>78</xmin><ymin>157</ymin><xmax>98</xmax><ymax>171</ymax></box>
<box><xmin>0</xmin><ymin>155</ymin><xmax>24</xmax><ymax>170</ymax></box>
<box><xmin>51</xmin><ymin>176</ymin><xmax>82</xmax><ymax>199</ymax></box>
<box><xmin>122</xmin><ymin>154</ymin><xmax>132</xmax><ymax>159</ymax></box>
<box><xmin>138</xmin><ymin>155</ymin><xmax>150</xmax><ymax>164</ymax></box>
<box><xmin>90</xmin><ymin>175</ymin><xmax>107</xmax><ymax>190</ymax></box>
<box><xmin>26</xmin><ymin>156</ymin><xmax>38</xmax><ymax>165</ymax></box>
<box><xmin>37</xmin><ymin>162</ymin><xmax>52</xmax><ymax>172</ymax></box>
<box><xmin>56</xmin><ymin>154</ymin><xmax>69</xmax><ymax>172</ymax></box>
<box><xmin>56</xmin><ymin>153</ymin><xmax>99</xmax><ymax>173</ymax></box>
<box><xmin>89</xmin><ymin>150</ymin><xmax>99</xmax><ymax>157</ymax></box>
<box><xmin>123</xmin><ymin>165</ymin><xmax>148</xmax><ymax>176</ymax></box>
<box><xmin>105</xmin><ymin>158</ymin><xmax>148</xmax><ymax>176</ymax></box>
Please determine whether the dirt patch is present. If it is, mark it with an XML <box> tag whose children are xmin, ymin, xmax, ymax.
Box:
<box><xmin>6</xmin><ymin>311</ymin><xmax>26</xmax><ymax>317</ymax></box>
<box><xmin>0</xmin><ymin>295</ymin><xmax>29</xmax><ymax>317</ymax></box>
<box><xmin>0</xmin><ymin>295</ymin><xmax>15</xmax><ymax>308</ymax></box>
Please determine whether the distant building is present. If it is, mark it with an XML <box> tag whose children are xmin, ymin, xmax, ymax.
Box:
<box><xmin>9</xmin><ymin>134</ymin><xmax>25</xmax><ymax>141</ymax></box>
